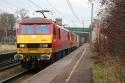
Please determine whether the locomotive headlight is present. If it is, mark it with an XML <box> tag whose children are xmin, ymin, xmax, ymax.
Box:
<box><xmin>40</xmin><ymin>44</ymin><xmax>48</xmax><ymax>48</ymax></box>
<box><xmin>14</xmin><ymin>54</ymin><xmax>24</xmax><ymax>60</ymax></box>
<box><xmin>20</xmin><ymin>44</ymin><xmax>25</xmax><ymax>48</ymax></box>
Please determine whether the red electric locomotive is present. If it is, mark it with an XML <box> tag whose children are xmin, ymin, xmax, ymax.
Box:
<box><xmin>14</xmin><ymin>10</ymin><xmax>78</xmax><ymax>69</ymax></box>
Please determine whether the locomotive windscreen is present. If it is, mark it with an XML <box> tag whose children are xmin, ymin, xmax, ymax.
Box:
<box><xmin>21</xmin><ymin>25</ymin><xmax>34</xmax><ymax>34</ymax></box>
<box><xmin>19</xmin><ymin>24</ymin><xmax>50</xmax><ymax>34</ymax></box>
<box><xmin>36</xmin><ymin>25</ymin><xmax>50</xmax><ymax>34</ymax></box>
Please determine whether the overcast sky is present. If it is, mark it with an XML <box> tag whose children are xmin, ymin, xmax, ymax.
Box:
<box><xmin>0</xmin><ymin>0</ymin><xmax>100</xmax><ymax>27</ymax></box>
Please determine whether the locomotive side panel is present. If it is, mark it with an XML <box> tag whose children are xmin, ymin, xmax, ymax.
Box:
<box><xmin>52</xmin><ymin>25</ymin><xmax>72</xmax><ymax>53</ymax></box>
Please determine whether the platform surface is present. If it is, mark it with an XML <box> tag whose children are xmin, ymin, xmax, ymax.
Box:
<box><xmin>23</xmin><ymin>44</ymin><xmax>92</xmax><ymax>83</ymax></box>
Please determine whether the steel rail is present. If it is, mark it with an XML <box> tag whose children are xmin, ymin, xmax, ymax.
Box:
<box><xmin>0</xmin><ymin>70</ymin><xmax>28</xmax><ymax>83</ymax></box>
<box><xmin>0</xmin><ymin>60</ymin><xmax>20</xmax><ymax>71</ymax></box>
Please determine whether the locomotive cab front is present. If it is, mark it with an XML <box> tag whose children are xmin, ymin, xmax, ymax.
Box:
<box><xmin>14</xmin><ymin>18</ymin><xmax>54</xmax><ymax>68</ymax></box>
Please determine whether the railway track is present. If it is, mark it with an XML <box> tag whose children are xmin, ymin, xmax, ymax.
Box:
<box><xmin>0</xmin><ymin>60</ymin><xmax>28</xmax><ymax>83</ymax></box>
<box><xmin>0</xmin><ymin>60</ymin><xmax>20</xmax><ymax>71</ymax></box>
<box><xmin>0</xmin><ymin>69</ymin><xmax>28</xmax><ymax>83</ymax></box>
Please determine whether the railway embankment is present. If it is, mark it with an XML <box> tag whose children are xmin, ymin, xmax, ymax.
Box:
<box><xmin>0</xmin><ymin>44</ymin><xmax>16</xmax><ymax>53</ymax></box>
<box><xmin>0</xmin><ymin>44</ymin><xmax>16</xmax><ymax>63</ymax></box>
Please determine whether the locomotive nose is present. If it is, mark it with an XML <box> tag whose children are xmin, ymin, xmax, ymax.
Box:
<box><xmin>14</xmin><ymin>54</ymin><xmax>24</xmax><ymax>60</ymax></box>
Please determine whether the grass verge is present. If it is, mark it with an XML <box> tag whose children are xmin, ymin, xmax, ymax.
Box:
<box><xmin>91</xmin><ymin>49</ymin><xmax>125</xmax><ymax>83</ymax></box>
<box><xmin>0</xmin><ymin>44</ymin><xmax>16</xmax><ymax>52</ymax></box>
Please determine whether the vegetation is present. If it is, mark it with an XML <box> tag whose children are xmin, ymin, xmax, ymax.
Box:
<box><xmin>0</xmin><ymin>44</ymin><xmax>16</xmax><ymax>52</ymax></box>
<box><xmin>15</xmin><ymin>8</ymin><xmax>29</xmax><ymax>19</ymax></box>
<box><xmin>0</xmin><ymin>9</ymin><xmax>28</xmax><ymax>62</ymax></box>
<box><xmin>91</xmin><ymin>0</ymin><xmax>125</xmax><ymax>82</ymax></box>
<box><xmin>0</xmin><ymin>13</ymin><xmax>16</xmax><ymax>30</ymax></box>
<box><xmin>0</xmin><ymin>12</ymin><xmax>16</xmax><ymax>42</ymax></box>
<box><xmin>97</xmin><ymin>0</ymin><xmax>125</xmax><ymax>57</ymax></box>
<box><xmin>0</xmin><ymin>9</ymin><xmax>29</xmax><ymax>42</ymax></box>
<box><xmin>91</xmin><ymin>49</ymin><xmax>125</xmax><ymax>83</ymax></box>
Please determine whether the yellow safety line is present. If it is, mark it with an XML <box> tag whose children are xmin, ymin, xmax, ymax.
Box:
<box><xmin>65</xmin><ymin>45</ymin><xmax>88</xmax><ymax>83</ymax></box>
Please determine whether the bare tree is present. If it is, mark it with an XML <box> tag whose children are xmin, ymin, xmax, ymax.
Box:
<box><xmin>15</xmin><ymin>9</ymin><xmax>29</xmax><ymax>19</ymax></box>
<box><xmin>0</xmin><ymin>12</ymin><xmax>16</xmax><ymax>40</ymax></box>
<box><xmin>97</xmin><ymin>0</ymin><xmax>125</xmax><ymax>57</ymax></box>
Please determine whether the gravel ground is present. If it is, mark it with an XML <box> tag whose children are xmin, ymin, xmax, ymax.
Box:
<box><xmin>8</xmin><ymin>71</ymin><xmax>36</xmax><ymax>83</ymax></box>
<box><xmin>0</xmin><ymin>65</ymin><xmax>25</xmax><ymax>81</ymax></box>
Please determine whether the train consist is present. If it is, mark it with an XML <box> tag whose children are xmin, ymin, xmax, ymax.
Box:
<box><xmin>14</xmin><ymin>12</ymin><xmax>80</xmax><ymax>69</ymax></box>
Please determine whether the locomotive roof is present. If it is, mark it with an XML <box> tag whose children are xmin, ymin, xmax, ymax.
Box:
<box><xmin>20</xmin><ymin>17</ymin><xmax>53</xmax><ymax>24</ymax></box>
<box><xmin>19</xmin><ymin>17</ymin><xmax>75</xmax><ymax>34</ymax></box>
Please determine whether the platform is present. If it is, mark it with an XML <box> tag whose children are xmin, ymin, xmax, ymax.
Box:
<box><xmin>23</xmin><ymin>44</ymin><xmax>92</xmax><ymax>83</ymax></box>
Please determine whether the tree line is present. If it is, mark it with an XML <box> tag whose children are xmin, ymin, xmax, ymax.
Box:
<box><xmin>97</xmin><ymin>0</ymin><xmax>125</xmax><ymax>58</ymax></box>
<box><xmin>0</xmin><ymin>9</ymin><xmax>28</xmax><ymax>42</ymax></box>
